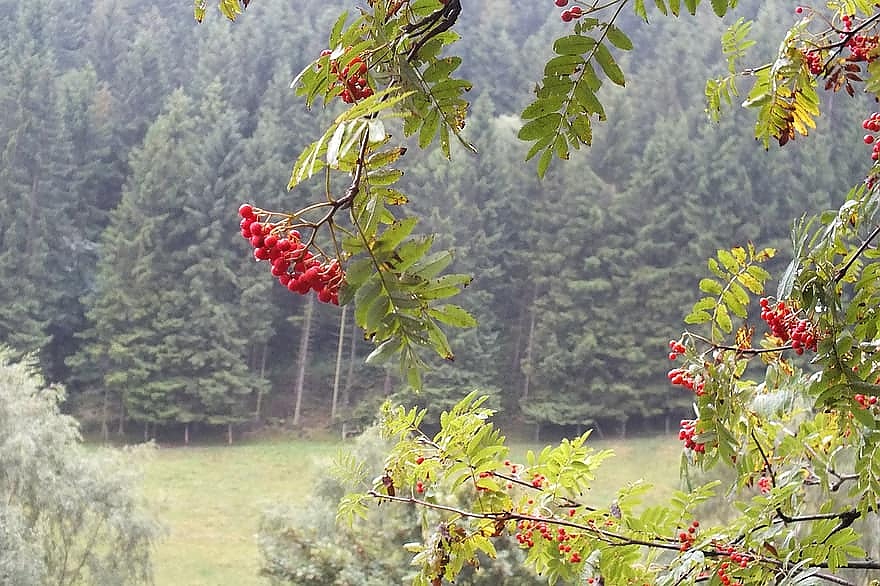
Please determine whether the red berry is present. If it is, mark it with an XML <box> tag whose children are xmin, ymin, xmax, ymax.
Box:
<box><xmin>866</xmin><ymin>134</ymin><xmax>875</xmax><ymax>144</ymax></box>
<box><xmin>238</xmin><ymin>204</ymin><xmax>255</xmax><ymax>219</ymax></box>
<box><xmin>555</xmin><ymin>0</ymin><xmax>568</xmax><ymax>5</ymax></box>
<box><xmin>561</xmin><ymin>10</ymin><xmax>573</xmax><ymax>22</ymax></box>
<box><xmin>795</xmin><ymin>6</ymin><xmax>803</xmax><ymax>14</ymax></box>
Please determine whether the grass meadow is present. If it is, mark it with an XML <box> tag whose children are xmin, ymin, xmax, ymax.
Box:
<box><xmin>142</xmin><ymin>435</ymin><xmax>684</xmax><ymax>585</ymax></box>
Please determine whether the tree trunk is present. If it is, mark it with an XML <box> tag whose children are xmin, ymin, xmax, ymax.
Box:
<box><xmin>143</xmin><ymin>422</ymin><xmax>149</xmax><ymax>442</ymax></box>
<box><xmin>184</xmin><ymin>423</ymin><xmax>190</xmax><ymax>445</ymax></box>
<box><xmin>343</xmin><ymin>310</ymin><xmax>357</xmax><ymax>408</ymax></box>
<box><xmin>227</xmin><ymin>423</ymin><xmax>233</xmax><ymax>445</ymax></box>
<box><xmin>101</xmin><ymin>387</ymin><xmax>110</xmax><ymax>443</ymax></box>
<box><xmin>383</xmin><ymin>368</ymin><xmax>393</xmax><ymax>396</ymax></box>
<box><xmin>254</xmin><ymin>342</ymin><xmax>268</xmax><ymax>422</ymax></box>
<box><xmin>117</xmin><ymin>398</ymin><xmax>125</xmax><ymax>436</ymax></box>
<box><xmin>522</xmin><ymin>289</ymin><xmax>538</xmax><ymax>400</ymax></box>
<box><xmin>331</xmin><ymin>305</ymin><xmax>347</xmax><ymax>420</ymax></box>
<box><xmin>292</xmin><ymin>296</ymin><xmax>314</xmax><ymax>427</ymax></box>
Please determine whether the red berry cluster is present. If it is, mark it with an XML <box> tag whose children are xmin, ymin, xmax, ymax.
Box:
<box><xmin>758</xmin><ymin>298</ymin><xmax>817</xmax><ymax>354</ymax></box>
<box><xmin>757</xmin><ymin>475</ymin><xmax>771</xmax><ymax>494</ymax></box>
<box><xmin>846</xmin><ymin>33</ymin><xmax>879</xmax><ymax>62</ymax></box>
<box><xmin>677</xmin><ymin>519</ymin><xmax>700</xmax><ymax>552</ymax></box>
<box><xmin>415</xmin><ymin>480</ymin><xmax>425</xmax><ymax>494</ymax></box>
<box><xmin>319</xmin><ymin>49</ymin><xmax>373</xmax><ymax>104</ymax></box>
<box><xmin>238</xmin><ymin>204</ymin><xmax>342</xmax><ymax>304</ymax></box>
<box><xmin>531</xmin><ymin>472</ymin><xmax>547</xmax><ymax>488</ymax></box>
<box><xmin>667</xmin><ymin>367</ymin><xmax>705</xmax><ymax>396</ymax></box>
<box><xmin>863</xmin><ymin>112</ymin><xmax>880</xmax><ymax>166</ymax></box>
<box><xmin>554</xmin><ymin>0</ymin><xmax>583</xmax><ymax>22</ymax></box>
<box><xmin>667</xmin><ymin>340</ymin><xmax>686</xmax><ymax>361</ymax></box>
<box><xmin>514</xmin><ymin>519</ymin><xmax>582</xmax><ymax>563</ymax></box>
<box><xmin>679</xmin><ymin>419</ymin><xmax>706</xmax><ymax>453</ymax></box>
<box><xmin>854</xmin><ymin>393</ymin><xmax>879</xmax><ymax>409</ymax></box>
<box><xmin>803</xmin><ymin>50</ymin><xmax>823</xmax><ymax>74</ymax></box>
<box><xmin>715</xmin><ymin>561</ymin><xmax>744</xmax><ymax>586</ymax></box>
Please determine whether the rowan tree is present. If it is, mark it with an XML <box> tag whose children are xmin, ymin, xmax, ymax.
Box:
<box><xmin>211</xmin><ymin>0</ymin><xmax>880</xmax><ymax>584</ymax></box>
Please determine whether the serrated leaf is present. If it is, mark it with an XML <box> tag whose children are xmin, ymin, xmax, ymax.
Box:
<box><xmin>409</xmin><ymin>251</ymin><xmax>454</xmax><ymax>280</ymax></box>
<box><xmin>366</xmin><ymin>338</ymin><xmax>403</xmax><ymax>365</ymax></box>
<box><xmin>699</xmin><ymin>278</ymin><xmax>724</xmax><ymax>295</ymax></box>
<box><xmin>594</xmin><ymin>43</ymin><xmax>625</xmax><ymax>86</ymax></box>
<box><xmin>518</xmin><ymin>113</ymin><xmax>562</xmax><ymax>141</ymax></box>
<box><xmin>374</xmin><ymin>218</ymin><xmax>419</xmax><ymax>254</ymax></box>
<box><xmin>419</xmin><ymin>108</ymin><xmax>440</xmax><ymax>148</ymax></box>
<box><xmin>634</xmin><ymin>0</ymin><xmax>648</xmax><ymax>21</ymax></box>
<box><xmin>685</xmin><ymin>310</ymin><xmax>712</xmax><ymax>324</ymax></box>
<box><xmin>427</xmin><ymin>304</ymin><xmax>478</xmax><ymax>328</ymax></box>
<box><xmin>710</xmin><ymin>0</ymin><xmax>728</xmax><ymax>16</ymax></box>
<box><xmin>606</xmin><ymin>26</ymin><xmax>633</xmax><ymax>51</ymax></box>
<box><xmin>574</xmin><ymin>83</ymin><xmax>605</xmax><ymax>118</ymax></box>
<box><xmin>737</xmin><ymin>272</ymin><xmax>764</xmax><ymax>295</ymax></box>
<box><xmin>717</xmin><ymin>249</ymin><xmax>740</xmax><ymax>272</ymax></box>
<box><xmin>326</xmin><ymin>121</ymin><xmax>347</xmax><ymax>167</ymax></box>
<box><xmin>692</xmin><ymin>297</ymin><xmax>717</xmax><ymax>312</ymax></box>
<box><xmin>522</xmin><ymin>95</ymin><xmax>567</xmax><ymax>121</ymax></box>
<box><xmin>554</xmin><ymin>35</ymin><xmax>597</xmax><ymax>56</ymax></box>
<box><xmin>716</xmin><ymin>302</ymin><xmax>733</xmax><ymax>333</ymax></box>
<box><xmin>537</xmin><ymin>147</ymin><xmax>554</xmax><ymax>178</ymax></box>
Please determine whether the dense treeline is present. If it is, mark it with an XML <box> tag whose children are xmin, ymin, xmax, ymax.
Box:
<box><xmin>0</xmin><ymin>0</ymin><xmax>871</xmax><ymax>440</ymax></box>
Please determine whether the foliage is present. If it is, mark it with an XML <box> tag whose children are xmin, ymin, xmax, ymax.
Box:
<box><xmin>202</xmin><ymin>1</ymin><xmax>880</xmax><ymax>585</ymax></box>
<box><xmin>0</xmin><ymin>349</ymin><xmax>160</xmax><ymax>585</ymax></box>
<box><xmin>257</xmin><ymin>427</ymin><xmax>543</xmax><ymax>586</ymax></box>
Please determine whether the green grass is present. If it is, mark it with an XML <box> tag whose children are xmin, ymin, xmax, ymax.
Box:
<box><xmin>143</xmin><ymin>439</ymin><xmax>339</xmax><ymax>586</ymax></box>
<box><xmin>142</xmin><ymin>435</ymin><xmax>683</xmax><ymax>585</ymax></box>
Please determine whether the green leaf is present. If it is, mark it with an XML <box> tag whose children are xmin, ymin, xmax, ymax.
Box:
<box><xmin>715</xmin><ymin>302</ymin><xmax>733</xmax><ymax>333</ymax></box>
<box><xmin>685</xmin><ymin>310</ymin><xmax>712</xmax><ymax>324</ymax></box>
<box><xmin>522</xmin><ymin>95</ymin><xmax>567</xmax><ymax>120</ymax></box>
<box><xmin>427</xmin><ymin>304</ymin><xmax>478</xmax><ymax>328</ymax></box>
<box><xmin>573</xmin><ymin>83</ymin><xmax>605</xmax><ymax>118</ymax></box>
<box><xmin>409</xmin><ymin>251</ymin><xmax>454</xmax><ymax>280</ymax></box>
<box><xmin>717</xmin><ymin>249</ymin><xmax>740</xmax><ymax>273</ymax></box>
<box><xmin>419</xmin><ymin>108</ymin><xmax>440</xmax><ymax>148</ymax></box>
<box><xmin>594</xmin><ymin>43</ymin><xmax>626</xmax><ymax>86</ymax></box>
<box><xmin>537</xmin><ymin>147</ymin><xmax>554</xmax><ymax>178</ymax></box>
<box><xmin>554</xmin><ymin>35</ymin><xmax>597</xmax><ymax>56</ymax></box>
<box><xmin>634</xmin><ymin>0</ymin><xmax>648</xmax><ymax>21</ymax></box>
<box><xmin>365</xmin><ymin>338</ymin><xmax>403</xmax><ymax>365</ymax></box>
<box><xmin>374</xmin><ymin>218</ymin><xmax>419</xmax><ymax>254</ymax></box>
<box><xmin>710</xmin><ymin>0</ymin><xmax>728</xmax><ymax>16</ymax></box>
<box><xmin>606</xmin><ymin>26</ymin><xmax>634</xmax><ymax>51</ymax></box>
<box><xmin>699</xmin><ymin>278</ymin><xmax>724</xmax><ymax>295</ymax></box>
<box><xmin>518</xmin><ymin>114</ymin><xmax>562</xmax><ymax>141</ymax></box>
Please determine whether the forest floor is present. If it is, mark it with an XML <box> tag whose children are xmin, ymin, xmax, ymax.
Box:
<box><xmin>142</xmin><ymin>435</ymin><xmax>684</xmax><ymax>586</ymax></box>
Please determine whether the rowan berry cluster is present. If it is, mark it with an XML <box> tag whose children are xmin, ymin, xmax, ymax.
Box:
<box><xmin>514</xmin><ymin>519</ymin><xmax>582</xmax><ymax>563</ymax></box>
<box><xmin>319</xmin><ymin>49</ymin><xmax>373</xmax><ymax>104</ymax></box>
<box><xmin>846</xmin><ymin>33</ymin><xmax>879</xmax><ymax>62</ymax></box>
<box><xmin>554</xmin><ymin>0</ymin><xmax>583</xmax><ymax>22</ymax></box>
<box><xmin>238</xmin><ymin>204</ymin><xmax>342</xmax><ymax>304</ymax></box>
<box><xmin>854</xmin><ymin>393</ymin><xmax>879</xmax><ymax>409</ymax></box>
<box><xmin>677</xmin><ymin>519</ymin><xmax>700</xmax><ymax>551</ymax></box>
<box><xmin>757</xmin><ymin>475</ymin><xmax>771</xmax><ymax>494</ymax></box>
<box><xmin>667</xmin><ymin>368</ymin><xmax>705</xmax><ymax>395</ymax></box>
<box><xmin>667</xmin><ymin>340</ymin><xmax>686</xmax><ymax>360</ymax></box>
<box><xmin>803</xmin><ymin>50</ymin><xmax>823</xmax><ymax>75</ymax></box>
<box><xmin>758</xmin><ymin>298</ymin><xmax>817</xmax><ymax>354</ymax></box>
<box><xmin>679</xmin><ymin>419</ymin><xmax>705</xmax><ymax>453</ymax></box>
<box><xmin>715</xmin><ymin>561</ymin><xmax>744</xmax><ymax>586</ymax></box>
